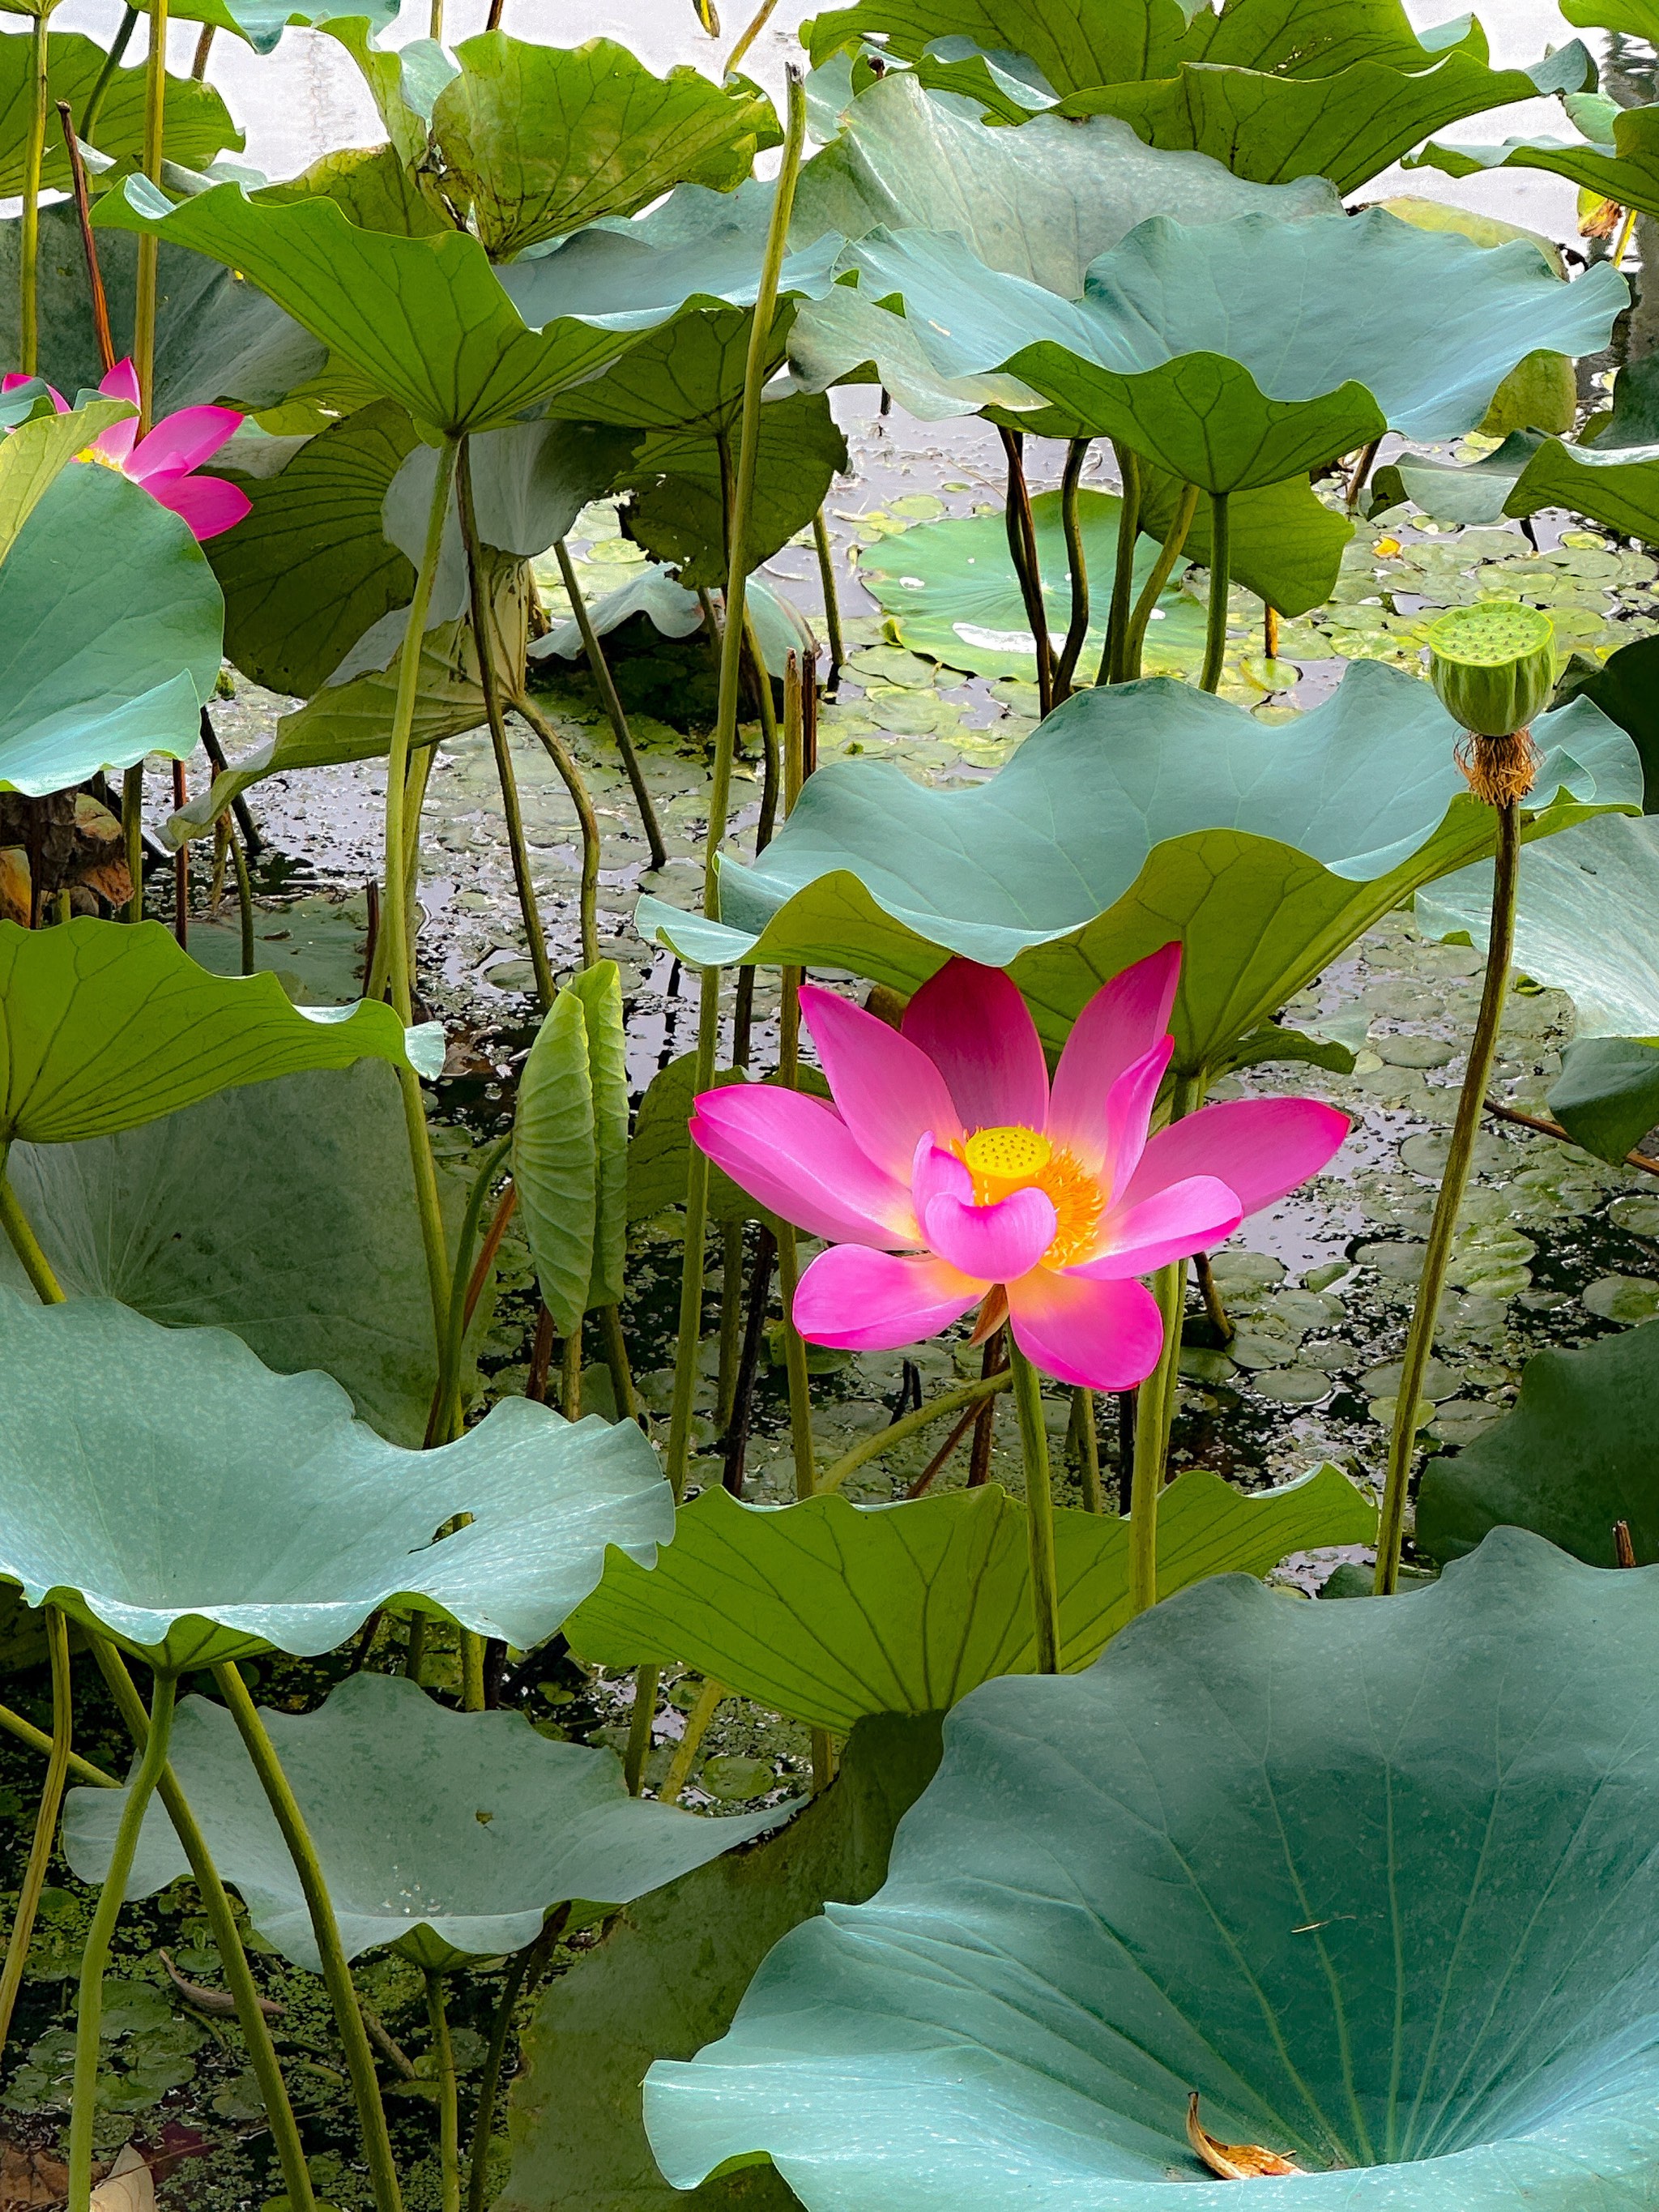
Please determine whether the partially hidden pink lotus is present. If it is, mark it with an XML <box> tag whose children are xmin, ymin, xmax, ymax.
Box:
<box><xmin>2</xmin><ymin>357</ymin><xmax>249</xmax><ymax>540</ymax></box>
<box><xmin>692</xmin><ymin>947</ymin><xmax>1350</xmax><ymax>1393</ymax></box>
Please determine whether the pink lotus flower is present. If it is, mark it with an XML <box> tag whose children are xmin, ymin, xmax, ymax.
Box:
<box><xmin>2</xmin><ymin>357</ymin><xmax>249</xmax><ymax>540</ymax></box>
<box><xmin>692</xmin><ymin>948</ymin><xmax>1349</xmax><ymax>1392</ymax></box>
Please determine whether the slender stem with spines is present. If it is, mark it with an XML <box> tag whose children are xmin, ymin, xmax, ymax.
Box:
<box><xmin>599</xmin><ymin>1304</ymin><xmax>638</xmax><ymax>1424</ymax></box>
<box><xmin>228</xmin><ymin>814</ymin><xmax>255</xmax><ymax>974</ymax></box>
<box><xmin>0</xmin><ymin>1691</ymin><xmax>113</xmax><ymax>1784</ymax></box>
<box><xmin>512</xmin><ymin>690</ymin><xmax>600</xmax><ymax>970</ymax></box>
<box><xmin>457</xmin><ymin>442</ymin><xmax>556</xmax><ymax>1013</ymax></box>
<box><xmin>773</xmin><ymin>656</ymin><xmax>817</xmax><ymax>1500</ymax></box>
<box><xmin>1069</xmin><ymin>1387</ymin><xmax>1103</xmax><ymax>1514</ymax></box>
<box><xmin>1123</xmin><ymin>484</ymin><xmax>1198</xmax><ymax>682</ymax></box>
<box><xmin>122</xmin><ymin>760</ymin><xmax>144</xmax><ymax>920</ymax></box>
<box><xmin>0</xmin><ymin>1608</ymin><xmax>72</xmax><ymax>2054</ymax></box>
<box><xmin>1008</xmin><ymin>1339</ymin><xmax>1061</xmax><ymax>1673</ymax></box>
<box><xmin>68</xmin><ymin>1668</ymin><xmax>177</xmax><ymax>2212</ymax></box>
<box><xmin>1375</xmin><ymin>801</ymin><xmax>1522</xmax><ymax>1593</ymax></box>
<box><xmin>92</xmin><ymin>1642</ymin><xmax>314</xmax><ymax>2211</ymax></box>
<box><xmin>1198</xmin><ymin>491</ymin><xmax>1231</xmax><ymax>694</ymax></box>
<box><xmin>18</xmin><ymin>10</ymin><xmax>49</xmax><ymax>376</ymax></box>
<box><xmin>1053</xmin><ymin>438</ymin><xmax>1092</xmax><ymax>700</ymax></box>
<box><xmin>1128</xmin><ymin>1073</ymin><xmax>1200</xmax><ymax>1613</ymax></box>
<box><xmin>811</xmin><ymin>507</ymin><xmax>845</xmax><ymax>685</ymax></box>
<box><xmin>213</xmin><ymin>1664</ymin><xmax>403</xmax><ymax>2212</ymax></box>
<box><xmin>1099</xmin><ymin>442</ymin><xmax>1140</xmax><ymax>686</ymax></box>
<box><xmin>552</xmin><ymin>539</ymin><xmax>667</xmax><ymax>870</ymax></box>
<box><xmin>997</xmin><ymin>425</ymin><xmax>1052</xmax><ymax>716</ymax></box>
<box><xmin>0</xmin><ymin>1148</ymin><xmax>63</xmax><ymax>1303</ymax></box>
<box><xmin>80</xmin><ymin>5</ymin><xmax>138</xmax><ymax>139</ymax></box>
<box><xmin>59</xmin><ymin>98</ymin><xmax>117</xmax><ymax>374</ymax></box>
<box><xmin>466</xmin><ymin>1917</ymin><xmax>563</xmax><ymax>2212</ymax></box>
<box><xmin>132</xmin><ymin>0</ymin><xmax>170</xmax><ymax>433</ymax></box>
<box><xmin>426</xmin><ymin>1972</ymin><xmax>461</xmax><ymax>2212</ymax></box>
<box><xmin>189</xmin><ymin>19</ymin><xmax>212</xmax><ymax>74</ymax></box>
<box><xmin>815</xmin><ymin>1371</ymin><xmax>1012</xmax><ymax>1494</ymax></box>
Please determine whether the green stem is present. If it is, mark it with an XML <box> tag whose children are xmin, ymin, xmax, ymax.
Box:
<box><xmin>598</xmin><ymin>1304</ymin><xmax>638</xmax><ymax>1425</ymax></box>
<box><xmin>228</xmin><ymin>813</ymin><xmax>255</xmax><ymax>975</ymax></box>
<box><xmin>742</xmin><ymin>607</ymin><xmax>781</xmax><ymax>854</ymax></box>
<box><xmin>19</xmin><ymin>9</ymin><xmax>49</xmax><ymax>376</ymax></box>
<box><xmin>465</xmin><ymin>1917</ymin><xmax>563</xmax><ymax>2212</ymax></box>
<box><xmin>1007</xmin><ymin>1339</ymin><xmax>1060</xmax><ymax>1673</ymax></box>
<box><xmin>92</xmin><ymin>1642</ymin><xmax>313</xmax><ymax>2212</ymax></box>
<box><xmin>715</xmin><ymin>1219</ymin><xmax>744</xmax><ymax>1433</ymax></box>
<box><xmin>810</xmin><ymin>506</ymin><xmax>845</xmax><ymax>685</ymax></box>
<box><xmin>425</xmin><ymin>1972</ymin><xmax>460</xmax><ymax>2212</ymax></box>
<box><xmin>0</xmin><ymin>1691</ymin><xmax>114</xmax><ymax>1786</ymax></box>
<box><xmin>996</xmin><ymin>425</ymin><xmax>1052</xmax><ymax>717</ymax></box>
<box><xmin>213</xmin><ymin>1664</ymin><xmax>403</xmax><ymax>2212</ymax></box>
<box><xmin>122</xmin><ymin>759</ymin><xmax>144</xmax><ymax>921</ymax></box>
<box><xmin>433</xmin><ymin>1134</ymin><xmax>511</xmax><ymax>1445</ymax></box>
<box><xmin>661</xmin><ymin>1676</ymin><xmax>724</xmax><ymax>1804</ymax></box>
<box><xmin>622</xmin><ymin>1667</ymin><xmax>658</xmax><ymax>1796</ymax></box>
<box><xmin>189</xmin><ymin>19</ymin><xmax>212</xmax><ymax>75</ymax></box>
<box><xmin>552</xmin><ymin>540</ymin><xmax>667</xmax><ymax>871</ymax></box>
<box><xmin>0</xmin><ymin>1609</ymin><xmax>71</xmax><ymax>2054</ymax></box>
<box><xmin>1375</xmin><ymin>798</ymin><xmax>1520</xmax><ymax>1594</ymax></box>
<box><xmin>1068</xmin><ymin>1386</ymin><xmax>1103</xmax><ymax>1514</ymax></box>
<box><xmin>1199</xmin><ymin>490</ymin><xmax>1230</xmax><ymax>694</ymax></box>
<box><xmin>458</xmin><ymin>443</ymin><xmax>556</xmax><ymax>1014</ymax></box>
<box><xmin>1128</xmin><ymin>1073</ymin><xmax>1200</xmax><ymax>1614</ymax></box>
<box><xmin>1122</xmin><ymin>482</ymin><xmax>1198</xmax><ymax>683</ymax></box>
<box><xmin>512</xmin><ymin>690</ymin><xmax>600</xmax><ymax>970</ymax></box>
<box><xmin>133</xmin><ymin>0</ymin><xmax>169</xmax><ymax>433</ymax></box>
<box><xmin>79</xmin><ymin>4</ymin><xmax>139</xmax><ymax>141</ymax></box>
<box><xmin>68</xmin><ymin>1668</ymin><xmax>176</xmax><ymax>2212</ymax></box>
<box><xmin>0</xmin><ymin>1149</ymin><xmax>63</xmax><ymax>1303</ymax></box>
<box><xmin>1052</xmin><ymin>436</ymin><xmax>1092</xmax><ymax>701</ymax></box>
<box><xmin>816</xmin><ymin>1369</ymin><xmax>1013</xmax><ymax>1495</ymax></box>
<box><xmin>1098</xmin><ymin>441</ymin><xmax>1140</xmax><ymax>688</ymax></box>
<box><xmin>775</xmin><ymin>966</ymin><xmax>817</xmax><ymax>1501</ymax></box>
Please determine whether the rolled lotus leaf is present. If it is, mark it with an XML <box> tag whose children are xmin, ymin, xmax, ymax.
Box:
<box><xmin>64</xmin><ymin>1672</ymin><xmax>791</xmax><ymax>1970</ymax></box>
<box><xmin>1426</xmin><ymin>602</ymin><xmax>1555</xmax><ymax>738</ymax></box>
<box><xmin>634</xmin><ymin>660</ymin><xmax>1640</xmax><ymax>1075</ymax></box>
<box><xmin>646</xmin><ymin>1528</ymin><xmax>1659</xmax><ymax>2210</ymax></box>
<box><xmin>0</xmin><ymin>1295</ymin><xmax>671</xmax><ymax>1670</ymax></box>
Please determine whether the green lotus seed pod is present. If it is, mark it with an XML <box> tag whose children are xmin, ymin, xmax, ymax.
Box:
<box><xmin>1426</xmin><ymin>601</ymin><xmax>1555</xmax><ymax>737</ymax></box>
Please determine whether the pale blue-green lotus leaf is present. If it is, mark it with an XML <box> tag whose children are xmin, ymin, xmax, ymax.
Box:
<box><xmin>160</xmin><ymin>0</ymin><xmax>400</xmax><ymax>53</ymax></box>
<box><xmin>529</xmin><ymin>566</ymin><xmax>811</xmax><ymax>677</ymax></box>
<box><xmin>0</xmin><ymin>1293</ymin><xmax>670</xmax><ymax>1670</ymax></box>
<box><xmin>64</xmin><ymin>1672</ymin><xmax>793</xmax><ymax>1971</ymax></box>
<box><xmin>646</xmin><ymin>1529</ymin><xmax>1659</xmax><ymax>2211</ymax></box>
<box><xmin>1369</xmin><ymin>432</ymin><xmax>1543</xmax><ymax>528</ymax></box>
<box><xmin>633</xmin><ymin>662</ymin><xmax>1639</xmax><ymax>1074</ymax></box>
<box><xmin>799</xmin><ymin>211</ymin><xmax>1627</xmax><ymax>490</ymax></box>
<box><xmin>1409</xmin><ymin>100</ymin><xmax>1659</xmax><ymax>224</ymax></box>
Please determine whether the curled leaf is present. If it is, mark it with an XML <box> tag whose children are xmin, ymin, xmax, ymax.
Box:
<box><xmin>1187</xmin><ymin>2094</ymin><xmax>1306</xmax><ymax>2180</ymax></box>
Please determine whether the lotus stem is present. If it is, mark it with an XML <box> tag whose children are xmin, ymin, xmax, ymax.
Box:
<box><xmin>1375</xmin><ymin>798</ymin><xmax>1521</xmax><ymax>1594</ymax></box>
<box><xmin>198</xmin><ymin>706</ymin><xmax>262</xmax><ymax>853</ymax></box>
<box><xmin>598</xmin><ymin>1304</ymin><xmax>638</xmax><ymax>1424</ymax></box>
<box><xmin>122</xmin><ymin>760</ymin><xmax>144</xmax><ymax>920</ymax></box>
<box><xmin>1068</xmin><ymin>1387</ymin><xmax>1103</xmax><ymax>1514</ymax></box>
<box><xmin>466</xmin><ymin>1915</ymin><xmax>564</xmax><ymax>2212</ymax></box>
<box><xmin>189</xmin><ymin>20</ymin><xmax>212</xmax><ymax>75</ymax></box>
<box><xmin>622</xmin><ymin>1666</ymin><xmax>658</xmax><ymax>1795</ymax></box>
<box><xmin>133</xmin><ymin>0</ymin><xmax>170</xmax><ymax>433</ymax></box>
<box><xmin>1199</xmin><ymin>491</ymin><xmax>1230</xmax><ymax>694</ymax></box>
<box><xmin>662</xmin><ymin>1677</ymin><xmax>725</xmax><ymax>1802</ymax></box>
<box><xmin>811</xmin><ymin>508</ymin><xmax>844</xmax><ymax>687</ymax></box>
<box><xmin>79</xmin><ymin>5</ymin><xmax>139</xmax><ymax>139</ymax></box>
<box><xmin>774</xmin><ymin>647</ymin><xmax>817</xmax><ymax>1510</ymax></box>
<box><xmin>0</xmin><ymin>1687</ymin><xmax>114</xmax><ymax>1786</ymax></box>
<box><xmin>715</xmin><ymin>1219</ymin><xmax>744</xmax><ymax>1433</ymax></box>
<box><xmin>1128</xmin><ymin>1072</ymin><xmax>1200</xmax><ymax>1614</ymax></box>
<box><xmin>228</xmin><ymin>815</ymin><xmax>255</xmax><ymax>973</ymax></box>
<box><xmin>424</xmin><ymin>1972</ymin><xmax>461</xmax><ymax>2212</ymax></box>
<box><xmin>0</xmin><ymin>1610</ymin><xmax>72</xmax><ymax>2055</ymax></box>
<box><xmin>68</xmin><ymin>1666</ymin><xmax>176</xmax><ymax>2212</ymax></box>
<box><xmin>1007</xmin><ymin>1339</ymin><xmax>1061</xmax><ymax>1673</ymax></box>
<box><xmin>1052</xmin><ymin>438</ymin><xmax>1092</xmax><ymax>700</ymax></box>
<box><xmin>1346</xmin><ymin>437</ymin><xmax>1383</xmax><ymax>514</ymax></box>
<box><xmin>431</xmin><ymin>1133</ymin><xmax>511</xmax><ymax>1447</ymax></box>
<box><xmin>723</xmin><ymin>0</ymin><xmax>778</xmax><ymax>78</ymax></box>
<box><xmin>561</xmin><ymin>1330</ymin><xmax>582</xmax><ymax>1416</ymax></box>
<box><xmin>744</xmin><ymin>608</ymin><xmax>781</xmax><ymax>854</ymax></box>
<box><xmin>1098</xmin><ymin>441</ymin><xmax>1140</xmax><ymax>687</ymax></box>
<box><xmin>92</xmin><ymin>1641</ymin><xmax>315</xmax><ymax>2212</ymax></box>
<box><xmin>18</xmin><ymin>10</ymin><xmax>49</xmax><ymax>376</ymax></box>
<box><xmin>457</xmin><ymin>444</ymin><xmax>556</xmax><ymax>1012</ymax></box>
<box><xmin>0</xmin><ymin>1149</ymin><xmax>63</xmax><ymax>1304</ymax></box>
<box><xmin>427</xmin><ymin>0</ymin><xmax>441</xmax><ymax>45</ymax></box>
<box><xmin>58</xmin><ymin>100</ymin><xmax>117</xmax><ymax>374</ymax></box>
<box><xmin>997</xmin><ymin>425</ymin><xmax>1052</xmax><ymax>716</ymax></box>
<box><xmin>213</xmin><ymin>1663</ymin><xmax>403</xmax><ymax>2212</ymax></box>
<box><xmin>815</xmin><ymin>1369</ymin><xmax>1013</xmax><ymax>1495</ymax></box>
<box><xmin>1122</xmin><ymin>482</ymin><xmax>1197</xmax><ymax>682</ymax></box>
<box><xmin>172</xmin><ymin>760</ymin><xmax>189</xmax><ymax>946</ymax></box>
<box><xmin>1195</xmin><ymin>1249</ymin><xmax>1232</xmax><ymax>1343</ymax></box>
<box><xmin>511</xmin><ymin>690</ymin><xmax>600</xmax><ymax>969</ymax></box>
<box><xmin>551</xmin><ymin>540</ymin><xmax>667</xmax><ymax>870</ymax></box>
<box><xmin>721</xmin><ymin>1223</ymin><xmax>775</xmax><ymax>1494</ymax></box>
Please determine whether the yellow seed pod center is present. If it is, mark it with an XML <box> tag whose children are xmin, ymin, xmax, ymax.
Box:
<box><xmin>962</xmin><ymin>1125</ymin><xmax>1052</xmax><ymax>1187</ymax></box>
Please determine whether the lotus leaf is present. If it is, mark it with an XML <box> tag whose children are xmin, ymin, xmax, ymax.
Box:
<box><xmin>1562</xmin><ymin>0</ymin><xmax>1659</xmax><ymax>31</ymax></box>
<box><xmin>620</xmin><ymin>392</ymin><xmax>847</xmax><ymax>590</ymax></box>
<box><xmin>0</xmin><ymin>395</ymin><xmax>131</xmax><ymax>562</ymax></box>
<box><xmin>0</xmin><ymin>918</ymin><xmax>437</xmax><ymax>1142</ymax></box>
<box><xmin>514</xmin><ymin>963</ymin><xmax>629</xmax><ymax>1335</ymax></box>
<box><xmin>501</xmin><ymin>1713</ymin><xmax>945</xmax><ymax>2212</ymax></box>
<box><xmin>633</xmin><ymin>663</ymin><xmax>1639</xmax><ymax>1076</ymax></box>
<box><xmin>1410</xmin><ymin>99</ymin><xmax>1659</xmax><ymax>224</ymax></box>
<box><xmin>1418</xmin><ymin>1322</ymin><xmax>1659</xmax><ymax>1568</ymax></box>
<box><xmin>646</xmin><ymin>1529</ymin><xmax>1659</xmax><ymax>2210</ymax></box>
<box><xmin>0</xmin><ymin>1064</ymin><xmax>484</xmax><ymax>1446</ymax></box>
<box><xmin>256</xmin><ymin>140</ymin><xmax>451</xmax><ymax>238</ymax></box>
<box><xmin>565</xmin><ymin>1467</ymin><xmax>1375</xmax><ymax>1736</ymax></box>
<box><xmin>94</xmin><ymin>177</ymin><xmax>667</xmax><ymax>438</ymax></box>
<box><xmin>807</xmin><ymin>212</ymin><xmax>1626</xmax><ymax>492</ymax></box>
<box><xmin>65</xmin><ymin>1672</ymin><xmax>791</xmax><ymax>1971</ymax></box>
<box><xmin>160</xmin><ymin>0</ymin><xmax>400</xmax><ymax>53</ymax></box>
<box><xmin>1369</xmin><ymin>431</ymin><xmax>1542</xmax><ymax>529</ymax></box>
<box><xmin>0</xmin><ymin>29</ymin><xmax>239</xmax><ymax>192</ymax></box>
<box><xmin>1559</xmin><ymin>631</ymin><xmax>1659</xmax><ymax>806</ymax></box>
<box><xmin>0</xmin><ymin>1292</ymin><xmax>669</xmax><ymax>1668</ymax></box>
<box><xmin>428</xmin><ymin>32</ymin><xmax>778</xmax><ymax>260</ymax></box>
<box><xmin>529</xmin><ymin>566</ymin><xmax>809</xmax><ymax>678</ymax></box>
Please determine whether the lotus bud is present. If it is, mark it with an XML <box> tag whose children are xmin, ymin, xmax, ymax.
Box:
<box><xmin>1426</xmin><ymin>601</ymin><xmax>1553</xmax><ymax>807</ymax></box>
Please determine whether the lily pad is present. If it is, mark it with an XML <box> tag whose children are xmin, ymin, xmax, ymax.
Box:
<box><xmin>0</xmin><ymin>1292</ymin><xmax>670</xmax><ymax>1669</ymax></box>
<box><xmin>0</xmin><ymin>1063</ymin><xmax>484</xmax><ymax>1447</ymax></box>
<box><xmin>0</xmin><ymin>917</ymin><xmax>436</xmax><ymax>1141</ymax></box>
<box><xmin>565</xmin><ymin>1467</ymin><xmax>1375</xmax><ymax>1735</ymax></box>
<box><xmin>0</xmin><ymin>29</ymin><xmax>239</xmax><ymax>193</ymax></box>
<box><xmin>1418</xmin><ymin>1320</ymin><xmax>1659</xmax><ymax>1568</ymax></box>
<box><xmin>646</xmin><ymin>1528</ymin><xmax>1659</xmax><ymax>2210</ymax></box>
<box><xmin>633</xmin><ymin>663</ymin><xmax>1638</xmax><ymax>1076</ymax></box>
<box><xmin>65</xmin><ymin>1672</ymin><xmax>791</xmax><ymax>1971</ymax></box>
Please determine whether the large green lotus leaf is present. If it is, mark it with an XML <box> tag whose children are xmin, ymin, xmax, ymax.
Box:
<box><xmin>646</xmin><ymin>1529</ymin><xmax>1659</xmax><ymax>2210</ymax></box>
<box><xmin>93</xmin><ymin>177</ymin><xmax>665</xmax><ymax>438</ymax></box>
<box><xmin>1561</xmin><ymin>631</ymin><xmax>1659</xmax><ymax>809</ymax></box>
<box><xmin>620</xmin><ymin>393</ymin><xmax>847</xmax><ymax>591</ymax></box>
<box><xmin>0</xmin><ymin>1064</ymin><xmax>483</xmax><ymax>1447</ymax></box>
<box><xmin>501</xmin><ymin>1712</ymin><xmax>943</xmax><ymax>2212</ymax></box>
<box><xmin>633</xmin><ymin>664</ymin><xmax>1639</xmax><ymax>1075</ymax></box>
<box><xmin>1141</xmin><ymin>463</ymin><xmax>1352</xmax><ymax>621</ymax></box>
<box><xmin>320</xmin><ymin>16</ymin><xmax>455</xmax><ymax>173</ymax></box>
<box><xmin>0</xmin><ymin>917</ymin><xmax>437</xmax><ymax>1142</ymax></box>
<box><xmin>0</xmin><ymin>29</ymin><xmax>239</xmax><ymax>192</ymax></box>
<box><xmin>0</xmin><ymin>1292</ymin><xmax>670</xmax><ymax>1670</ymax></box>
<box><xmin>256</xmin><ymin>141</ymin><xmax>450</xmax><ymax>238</ymax></box>
<box><xmin>161</xmin><ymin>0</ymin><xmax>400</xmax><ymax>58</ymax></box>
<box><xmin>1410</xmin><ymin>100</ymin><xmax>1659</xmax><ymax>223</ymax></box>
<box><xmin>384</xmin><ymin>419</ymin><xmax>638</xmax><ymax>594</ymax></box>
<box><xmin>529</xmin><ymin>564</ymin><xmax>810</xmax><ymax>679</ymax></box>
<box><xmin>209</xmin><ymin>400</ymin><xmax>417</xmax><ymax>698</ymax></box>
<box><xmin>429</xmin><ymin>32</ymin><xmax>778</xmax><ymax>261</ymax></box>
<box><xmin>0</xmin><ymin>394</ymin><xmax>130</xmax><ymax>562</ymax></box>
<box><xmin>565</xmin><ymin>1467</ymin><xmax>1375</xmax><ymax>1736</ymax></box>
<box><xmin>1562</xmin><ymin>0</ymin><xmax>1659</xmax><ymax>30</ymax></box>
<box><xmin>1419</xmin><ymin>1322</ymin><xmax>1659</xmax><ymax>1569</ymax></box>
<box><xmin>1369</xmin><ymin>430</ymin><xmax>1542</xmax><ymax>528</ymax></box>
<box><xmin>1061</xmin><ymin>41</ymin><xmax>1593</xmax><ymax>195</ymax></box>
<box><xmin>514</xmin><ymin>963</ymin><xmax>629</xmax><ymax>1335</ymax></box>
<box><xmin>66</xmin><ymin>1672</ymin><xmax>791</xmax><ymax>1970</ymax></box>
<box><xmin>0</xmin><ymin>202</ymin><xmax>325</xmax><ymax>415</ymax></box>
<box><xmin>859</xmin><ymin>488</ymin><xmax>1202</xmax><ymax>681</ymax></box>
<box><xmin>816</xmin><ymin>211</ymin><xmax>1626</xmax><ymax>493</ymax></box>
<box><xmin>791</xmin><ymin>73</ymin><xmax>1337</xmax><ymax>298</ymax></box>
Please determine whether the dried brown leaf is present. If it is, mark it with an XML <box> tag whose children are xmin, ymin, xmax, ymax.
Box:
<box><xmin>1187</xmin><ymin>2094</ymin><xmax>1306</xmax><ymax>2180</ymax></box>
